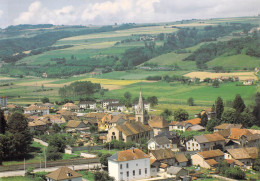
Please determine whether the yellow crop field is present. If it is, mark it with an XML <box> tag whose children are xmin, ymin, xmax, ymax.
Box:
<box><xmin>184</xmin><ymin>71</ymin><xmax>258</xmax><ymax>81</ymax></box>
<box><xmin>66</xmin><ymin>41</ymin><xmax>117</xmax><ymax>50</ymax></box>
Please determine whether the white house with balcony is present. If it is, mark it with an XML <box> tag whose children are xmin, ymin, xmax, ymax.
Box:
<box><xmin>108</xmin><ymin>147</ymin><xmax>150</xmax><ymax>181</ymax></box>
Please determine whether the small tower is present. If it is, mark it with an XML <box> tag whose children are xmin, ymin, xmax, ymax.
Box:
<box><xmin>135</xmin><ymin>91</ymin><xmax>147</xmax><ymax>124</ymax></box>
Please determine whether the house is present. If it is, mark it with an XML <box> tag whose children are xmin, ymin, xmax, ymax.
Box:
<box><xmin>66</xmin><ymin>120</ymin><xmax>88</xmax><ymax>132</ymax></box>
<box><xmin>169</xmin><ymin>121</ymin><xmax>192</xmax><ymax>132</ymax></box>
<box><xmin>78</xmin><ymin>101</ymin><xmax>96</xmax><ymax>110</ymax></box>
<box><xmin>225</xmin><ymin>147</ymin><xmax>258</xmax><ymax>166</ymax></box>
<box><xmin>108</xmin><ymin>148</ymin><xmax>150</xmax><ymax>181</ymax></box>
<box><xmin>214</xmin><ymin>123</ymin><xmax>242</xmax><ymax>132</ymax></box>
<box><xmin>28</xmin><ymin>120</ymin><xmax>48</xmax><ymax>131</ymax></box>
<box><xmin>186</xmin><ymin>132</ymin><xmax>225</xmax><ymax>151</ymax></box>
<box><xmin>101</xmin><ymin>99</ymin><xmax>119</xmax><ymax>108</ymax></box>
<box><xmin>240</xmin><ymin>134</ymin><xmax>260</xmax><ymax>147</ymax></box>
<box><xmin>228</xmin><ymin>128</ymin><xmax>252</xmax><ymax>146</ymax></box>
<box><xmin>167</xmin><ymin>166</ymin><xmax>189</xmax><ymax>179</ymax></box>
<box><xmin>148</xmin><ymin>136</ymin><xmax>171</xmax><ymax>150</ymax></box>
<box><xmin>24</xmin><ymin>105</ymin><xmax>50</xmax><ymax>115</ymax></box>
<box><xmin>175</xmin><ymin>153</ymin><xmax>188</xmax><ymax>167</ymax></box>
<box><xmin>107</xmin><ymin>121</ymin><xmax>153</xmax><ymax>143</ymax></box>
<box><xmin>132</xmin><ymin>100</ymin><xmax>151</xmax><ymax>111</ymax></box>
<box><xmin>62</xmin><ymin>103</ymin><xmax>80</xmax><ymax>112</ymax></box>
<box><xmin>98</xmin><ymin>113</ymin><xmax>113</xmax><ymax>131</ymax></box>
<box><xmin>200</xmin><ymin>108</ymin><xmax>216</xmax><ymax>120</ymax></box>
<box><xmin>42</xmin><ymin>72</ymin><xmax>48</xmax><ymax>78</ymax></box>
<box><xmin>107</xmin><ymin>103</ymin><xmax>125</xmax><ymax>112</ymax></box>
<box><xmin>85</xmin><ymin>112</ymin><xmax>107</xmax><ymax>119</ymax></box>
<box><xmin>45</xmin><ymin>166</ymin><xmax>82</xmax><ymax>181</ymax></box>
<box><xmin>43</xmin><ymin>114</ymin><xmax>66</xmax><ymax>125</ymax></box>
<box><xmin>169</xmin><ymin>118</ymin><xmax>201</xmax><ymax>132</ymax></box>
<box><xmin>150</xmin><ymin>149</ymin><xmax>176</xmax><ymax>167</ymax></box>
<box><xmin>150</xmin><ymin>159</ymin><xmax>160</xmax><ymax>177</ymax></box>
<box><xmin>148</xmin><ymin>115</ymin><xmax>169</xmax><ymax>136</ymax></box>
<box><xmin>109</xmin><ymin>114</ymin><xmax>127</xmax><ymax>127</ymax></box>
<box><xmin>83</xmin><ymin>117</ymin><xmax>99</xmax><ymax>127</ymax></box>
<box><xmin>0</xmin><ymin>96</ymin><xmax>7</xmax><ymax>107</ymax></box>
<box><xmin>155</xmin><ymin>131</ymin><xmax>179</xmax><ymax>150</ymax></box>
<box><xmin>243</xmin><ymin>79</ymin><xmax>254</xmax><ymax>85</ymax></box>
<box><xmin>191</xmin><ymin>149</ymin><xmax>224</xmax><ymax>169</ymax></box>
<box><xmin>6</xmin><ymin>104</ymin><xmax>18</xmax><ymax>109</ymax></box>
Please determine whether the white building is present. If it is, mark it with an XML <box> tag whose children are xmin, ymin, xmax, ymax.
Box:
<box><xmin>147</xmin><ymin>136</ymin><xmax>171</xmax><ymax>150</ymax></box>
<box><xmin>101</xmin><ymin>99</ymin><xmax>119</xmax><ymax>108</ymax></box>
<box><xmin>45</xmin><ymin>166</ymin><xmax>82</xmax><ymax>181</ymax></box>
<box><xmin>108</xmin><ymin>148</ymin><xmax>150</xmax><ymax>181</ymax></box>
<box><xmin>24</xmin><ymin>105</ymin><xmax>50</xmax><ymax>115</ymax></box>
<box><xmin>78</xmin><ymin>101</ymin><xmax>96</xmax><ymax>109</ymax></box>
<box><xmin>0</xmin><ymin>96</ymin><xmax>7</xmax><ymax>107</ymax></box>
<box><xmin>107</xmin><ymin>103</ymin><xmax>125</xmax><ymax>111</ymax></box>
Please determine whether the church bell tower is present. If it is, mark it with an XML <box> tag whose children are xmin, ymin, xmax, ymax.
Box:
<box><xmin>135</xmin><ymin>91</ymin><xmax>148</xmax><ymax>124</ymax></box>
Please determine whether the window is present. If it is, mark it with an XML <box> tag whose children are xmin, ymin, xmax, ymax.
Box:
<box><xmin>133</xmin><ymin>170</ymin><xmax>135</xmax><ymax>176</ymax></box>
<box><xmin>136</xmin><ymin>163</ymin><xmax>138</xmax><ymax>166</ymax></box>
<box><xmin>196</xmin><ymin>144</ymin><xmax>198</xmax><ymax>146</ymax></box>
<box><xmin>139</xmin><ymin>169</ymin><xmax>141</xmax><ymax>175</ymax></box>
<box><xmin>126</xmin><ymin>163</ymin><xmax>129</xmax><ymax>168</ymax></box>
<box><xmin>145</xmin><ymin>168</ymin><xmax>147</xmax><ymax>174</ymax></box>
<box><xmin>127</xmin><ymin>171</ymin><xmax>129</xmax><ymax>177</ymax></box>
<box><xmin>120</xmin><ymin>164</ymin><xmax>122</xmax><ymax>169</ymax></box>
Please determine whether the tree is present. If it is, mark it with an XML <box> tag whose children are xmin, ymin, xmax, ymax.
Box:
<box><xmin>187</xmin><ymin>97</ymin><xmax>194</xmax><ymax>106</ymax></box>
<box><xmin>124</xmin><ymin>91</ymin><xmax>131</xmax><ymax>100</ymax></box>
<box><xmin>173</xmin><ymin>109</ymin><xmax>189</xmax><ymax>122</ymax></box>
<box><xmin>206</xmin><ymin>119</ymin><xmax>219</xmax><ymax>132</ymax></box>
<box><xmin>41</xmin><ymin>84</ymin><xmax>44</xmax><ymax>91</ymax></box>
<box><xmin>94</xmin><ymin>171</ymin><xmax>114</xmax><ymax>181</ymax></box>
<box><xmin>240</xmin><ymin>109</ymin><xmax>255</xmax><ymax>128</ymax></box>
<box><xmin>253</xmin><ymin>145</ymin><xmax>260</xmax><ymax>171</ymax></box>
<box><xmin>216</xmin><ymin>97</ymin><xmax>224</xmax><ymax>120</ymax></box>
<box><xmin>212</xmin><ymin>79</ymin><xmax>220</xmax><ymax>88</ymax></box>
<box><xmin>41</xmin><ymin>97</ymin><xmax>49</xmax><ymax>104</ymax></box>
<box><xmin>233</xmin><ymin>94</ymin><xmax>245</xmax><ymax>113</ymax></box>
<box><xmin>160</xmin><ymin>109</ymin><xmax>172</xmax><ymax>120</ymax></box>
<box><xmin>100</xmin><ymin>153</ymin><xmax>112</xmax><ymax>167</ymax></box>
<box><xmin>7</xmin><ymin>112</ymin><xmax>32</xmax><ymax>158</ymax></box>
<box><xmin>221</xmin><ymin>108</ymin><xmax>238</xmax><ymax>124</ymax></box>
<box><xmin>100</xmin><ymin>89</ymin><xmax>105</xmax><ymax>97</ymax></box>
<box><xmin>0</xmin><ymin>110</ymin><xmax>6</xmax><ymax>134</ymax></box>
<box><xmin>200</xmin><ymin>113</ymin><xmax>208</xmax><ymax>127</ymax></box>
<box><xmin>124</xmin><ymin>91</ymin><xmax>132</xmax><ymax>107</ymax></box>
<box><xmin>147</xmin><ymin>96</ymin><xmax>158</xmax><ymax>107</ymax></box>
<box><xmin>90</xmin><ymin>125</ymin><xmax>98</xmax><ymax>133</ymax></box>
<box><xmin>253</xmin><ymin>92</ymin><xmax>260</xmax><ymax>126</ymax></box>
<box><xmin>48</xmin><ymin>134</ymin><xmax>66</xmax><ymax>153</ymax></box>
<box><xmin>47</xmin><ymin>146</ymin><xmax>62</xmax><ymax>161</ymax></box>
<box><xmin>52</xmin><ymin>123</ymin><xmax>61</xmax><ymax>133</ymax></box>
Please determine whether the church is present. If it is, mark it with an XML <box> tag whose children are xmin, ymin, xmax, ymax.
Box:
<box><xmin>107</xmin><ymin>92</ymin><xmax>154</xmax><ymax>143</ymax></box>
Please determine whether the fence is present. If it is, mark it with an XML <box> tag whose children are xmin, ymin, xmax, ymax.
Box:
<box><xmin>0</xmin><ymin>158</ymin><xmax>99</xmax><ymax>172</ymax></box>
<box><xmin>65</xmin><ymin>145</ymin><xmax>104</xmax><ymax>154</ymax></box>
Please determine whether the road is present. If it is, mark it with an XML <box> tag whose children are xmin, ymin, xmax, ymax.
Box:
<box><xmin>0</xmin><ymin>163</ymin><xmax>101</xmax><ymax>178</ymax></box>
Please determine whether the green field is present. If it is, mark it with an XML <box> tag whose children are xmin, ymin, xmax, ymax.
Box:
<box><xmin>0</xmin><ymin>176</ymin><xmax>35</xmax><ymax>181</ymax></box>
<box><xmin>207</xmin><ymin>54</ymin><xmax>260</xmax><ymax>69</ymax></box>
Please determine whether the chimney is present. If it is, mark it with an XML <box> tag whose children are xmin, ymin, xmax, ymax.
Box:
<box><xmin>132</xmin><ymin>148</ymin><xmax>135</xmax><ymax>153</ymax></box>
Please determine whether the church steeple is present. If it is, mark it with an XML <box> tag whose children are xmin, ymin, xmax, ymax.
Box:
<box><xmin>135</xmin><ymin>91</ymin><xmax>147</xmax><ymax>124</ymax></box>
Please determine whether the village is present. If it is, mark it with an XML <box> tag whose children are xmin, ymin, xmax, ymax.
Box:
<box><xmin>0</xmin><ymin>91</ymin><xmax>259</xmax><ymax>181</ymax></box>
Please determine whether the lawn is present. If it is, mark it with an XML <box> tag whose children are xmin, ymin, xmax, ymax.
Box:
<box><xmin>207</xmin><ymin>54</ymin><xmax>260</xmax><ymax>69</ymax></box>
<box><xmin>78</xmin><ymin>171</ymin><xmax>94</xmax><ymax>181</ymax></box>
<box><xmin>0</xmin><ymin>176</ymin><xmax>35</xmax><ymax>181</ymax></box>
<box><xmin>81</xmin><ymin>149</ymin><xmax>119</xmax><ymax>155</ymax></box>
<box><xmin>141</xmin><ymin>51</ymin><xmax>196</xmax><ymax>70</ymax></box>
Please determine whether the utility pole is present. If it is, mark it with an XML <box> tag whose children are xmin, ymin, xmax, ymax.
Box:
<box><xmin>44</xmin><ymin>147</ymin><xmax>47</xmax><ymax>169</ymax></box>
<box><xmin>24</xmin><ymin>158</ymin><xmax>26</xmax><ymax>175</ymax></box>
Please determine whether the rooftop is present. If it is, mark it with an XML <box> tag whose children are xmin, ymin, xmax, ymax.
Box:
<box><xmin>46</xmin><ymin>167</ymin><xmax>82</xmax><ymax>181</ymax></box>
<box><xmin>109</xmin><ymin>148</ymin><xmax>149</xmax><ymax>162</ymax></box>
<box><xmin>197</xmin><ymin>149</ymin><xmax>224</xmax><ymax>159</ymax></box>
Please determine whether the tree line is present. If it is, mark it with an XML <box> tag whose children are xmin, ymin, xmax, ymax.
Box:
<box><xmin>58</xmin><ymin>81</ymin><xmax>101</xmax><ymax>98</ymax></box>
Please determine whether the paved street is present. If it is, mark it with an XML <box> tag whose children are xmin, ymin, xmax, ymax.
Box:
<box><xmin>0</xmin><ymin>163</ymin><xmax>101</xmax><ymax>178</ymax></box>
